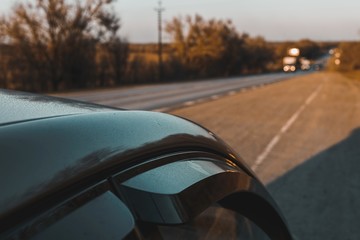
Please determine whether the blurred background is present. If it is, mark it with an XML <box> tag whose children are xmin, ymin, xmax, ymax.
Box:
<box><xmin>0</xmin><ymin>0</ymin><xmax>358</xmax><ymax>92</ymax></box>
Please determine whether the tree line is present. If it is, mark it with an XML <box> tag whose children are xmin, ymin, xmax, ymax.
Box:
<box><xmin>0</xmin><ymin>0</ymin><xmax>327</xmax><ymax>93</ymax></box>
<box><xmin>164</xmin><ymin>15</ymin><xmax>274</xmax><ymax>79</ymax></box>
<box><xmin>328</xmin><ymin>42</ymin><xmax>360</xmax><ymax>72</ymax></box>
<box><xmin>0</xmin><ymin>0</ymin><xmax>130</xmax><ymax>92</ymax></box>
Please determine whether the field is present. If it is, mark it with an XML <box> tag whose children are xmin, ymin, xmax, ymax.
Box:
<box><xmin>342</xmin><ymin>70</ymin><xmax>360</xmax><ymax>81</ymax></box>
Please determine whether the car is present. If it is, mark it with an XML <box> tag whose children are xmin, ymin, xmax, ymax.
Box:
<box><xmin>0</xmin><ymin>89</ymin><xmax>293</xmax><ymax>239</ymax></box>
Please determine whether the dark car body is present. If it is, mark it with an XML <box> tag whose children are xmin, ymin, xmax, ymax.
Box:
<box><xmin>0</xmin><ymin>89</ymin><xmax>292</xmax><ymax>239</ymax></box>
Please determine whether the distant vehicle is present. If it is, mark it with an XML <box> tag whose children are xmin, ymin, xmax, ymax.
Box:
<box><xmin>283</xmin><ymin>56</ymin><xmax>297</xmax><ymax>72</ymax></box>
<box><xmin>313</xmin><ymin>63</ymin><xmax>323</xmax><ymax>71</ymax></box>
<box><xmin>300</xmin><ymin>58</ymin><xmax>311</xmax><ymax>71</ymax></box>
<box><xmin>283</xmin><ymin>48</ymin><xmax>312</xmax><ymax>72</ymax></box>
<box><xmin>0</xmin><ymin>89</ymin><xmax>293</xmax><ymax>239</ymax></box>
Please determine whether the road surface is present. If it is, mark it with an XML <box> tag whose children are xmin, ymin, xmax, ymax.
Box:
<box><xmin>54</xmin><ymin>70</ymin><xmax>360</xmax><ymax>239</ymax></box>
<box><xmin>52</xmin><ymin>72</ymin><xmax>304</xmax><ymax>111</ymax></box>
<box><xmin>170</xmin><ymin>72</ymin><xmax>360</xmax><ymax>239</ymax></box>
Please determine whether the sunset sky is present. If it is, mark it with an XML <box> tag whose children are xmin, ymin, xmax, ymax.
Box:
<box><xmin>1</xmin><ymin>0</ymin><xmax>360</xmax><ymax>43</ymax></box>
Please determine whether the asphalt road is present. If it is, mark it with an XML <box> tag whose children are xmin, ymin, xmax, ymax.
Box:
<box><xmin>52</xmin><ymin>72</ymin><xmax>305</xmax><ymax>111</ymax></box>
<box><xmin>170</xmin><ymin>72</ymin><xmax>360</xmax><ymax>240</ymax></box>
<box><xmin>54</xmin><ymin>70</ymin><xmax>360</xmax><ymax>239</ymax></box>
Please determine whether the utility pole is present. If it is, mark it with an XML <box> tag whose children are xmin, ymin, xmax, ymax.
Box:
<box><xmin>155</xmin><ymin>1</ymin><xmax>165</xmax><ymax>82</ymax></box>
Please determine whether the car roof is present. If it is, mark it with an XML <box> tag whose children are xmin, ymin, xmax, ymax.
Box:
<box><xmin>0</xmin><ymin>89</ymin><xmax>117</xmax><ymax>126</ymax></box>
<box><xmin>1</xmin><ymin>89</ymin><xmax>250</xmax><ymax>228</ymax></box>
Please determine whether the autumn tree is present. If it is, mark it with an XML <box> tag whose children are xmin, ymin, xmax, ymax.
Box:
<box><xmin>0</xmin><ymin>0</ymin><xmax>127</xmax><ymax>92</ymax></box>
<box><xmin>242</xmin><ymin>35</ymin><xmax>274</xmax><ymax>73</ymax></box>
<box><xmin>332</xmin><ymin>42</ymin><xmax>360</xmax><ymax>71</ymax></box>
<box><xmin>297</xmin><ymin>39</ymin><xmax>323</xmax><ymax>60</ymax></box>
<box><xmin>105</xmin><ymin>37</ymin><xmax>129</xmax><ymax>85</ymax></box>
<box><xmin>0</xmin><ymin>45</ymin><xmax>12</xmax><ymax>88</ymax></box>
<box><xmin>166</xmin><ymin>15</ymin><xmax>246</xmax><ymax>78</ymax></box>
<box><xmin>166</xmin><ymin>15</ymin><xmax>275</xmax><ymax>78</ymax></box>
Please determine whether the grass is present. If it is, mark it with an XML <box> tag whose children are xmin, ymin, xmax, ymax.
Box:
<box><xmin>341</xmin><ymin>70</ymin><xmax>360</xmax><ymax>81</ymax></box>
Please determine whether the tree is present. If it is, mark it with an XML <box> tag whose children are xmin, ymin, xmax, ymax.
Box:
<box><xmin>297</xmin><ymin>39</ymin><xmax>322</xmax><ymax>60</ymax></box>
<box><xmin>333</xmin><ymin>42</ymin><xmax>360</xmax><ymax>71</ymax></box>
<box><xmin>0</xmin><ymin>0</ymin><xmax>126</xmax><ymax>92</ymax></box>
<box><xmin>166</xmin><ymin>15</ymin><xmax>274</xmax><ymax>78</ymax></box>
<box><xmin>242</xmin><ymin>35</ymin><xmax>274</xmax><ymax>73</ymax></box>
<box><xmin>166</xmin><ymin>15</ymin><xmax>247</xmax><ymax>78</ymax></box>
<box><xmin>106</xmin><ymin>37</ymin><xmax>129</xmax><ymax>85</ymax></box>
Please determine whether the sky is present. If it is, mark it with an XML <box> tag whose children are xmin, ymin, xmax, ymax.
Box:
<box><xmin>1</xmin><ymin>0</ymin><xmax>360</xmax><ymax>43</ymax></box>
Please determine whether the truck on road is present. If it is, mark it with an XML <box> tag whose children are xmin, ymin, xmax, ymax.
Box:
<box><xmin>283</xmin><ymin>47</ymin><xmax>311</xmax><ymax>72</ymax></box>
<box><xmin>283</xmin><ymin>56</ymin><xmax>297</xmax><ymax>72</ymax></box>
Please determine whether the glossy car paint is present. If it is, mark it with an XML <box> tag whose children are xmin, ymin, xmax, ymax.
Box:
<box><xmin>0</xmin><ymin>89</ymin><xmax>292</xmax><ymax>239</ymax></box>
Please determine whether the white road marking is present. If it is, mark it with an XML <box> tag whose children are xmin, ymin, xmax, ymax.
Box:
<box><xmin>211</xmin><ymin>95</ymin><xmax>220</xmax><ymax>100</ymax></box>
<box><xmin>252</xmin><ymin>82</ymin><xmax>324</xmax><ymax>171</ymax></box>
<box><xmin>184</xmin><ymin>101</ymin><xmax>195</xmax><ymax>106</ymax></box>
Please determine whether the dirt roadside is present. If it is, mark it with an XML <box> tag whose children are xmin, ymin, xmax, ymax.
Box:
<box><xmin>170</xmin><ymin>72</ymin><xmax>360</xmax><ymax>239</ymax></box>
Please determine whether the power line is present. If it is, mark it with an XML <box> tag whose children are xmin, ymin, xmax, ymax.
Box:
<box><xmin>155</xmin><ymin>1</ymin><xmax>165</xmax><ymax>82</ymax></box>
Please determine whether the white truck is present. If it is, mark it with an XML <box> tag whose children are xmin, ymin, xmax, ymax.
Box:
<box><xmin>283</xmin><ymin>56</ymin><xmax>297</xmax><ymax>72</ymax></box>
